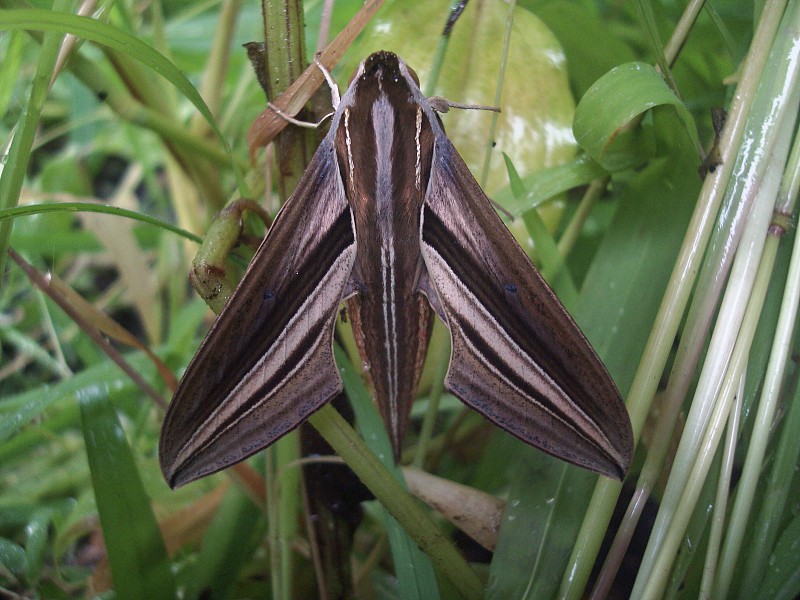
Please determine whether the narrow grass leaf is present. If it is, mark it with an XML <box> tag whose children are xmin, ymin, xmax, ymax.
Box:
<box><xmin>0</xmin><ymin>29</ymin><xmax>25</xmax><ymax>117</ymax></box>
<box><xmin>502</xmin><ymin>154</ymin><xmax>578</xmax><ymax>303</ymax></box>
<box><xmin>632</xmin><ymin>0</ymin><xmax>673</xmax><ymax>87</ymax></box>
<box><xmin>757</xmin><ymin>512</ymin><xmax>800</xmax><ymax>600</ymax></box>
<box><xmin>737</xmin><ymin>353</ymin><xmax>800</xmax><ymax>597</ymax></box>
<box><xmin>21</xmin><ymin>508</ymin><xmax>52</xmax><ymax>586</ymax></box>
<box><xmin>79</xmin><ymin>392</ymin><xmax>174</xmax><ymax>600</ymax></box>
<box><xmin>0</xmin><ymin>4</ymin><xmax>64</xmax><ymax>288</ymax></box>
<box><xmin>0</xmin><ymin>203</ymin><xmax>202</xmax><ymax>245</ymax></box>
<box><xmin>494</xmin><ymin>154</ymin><xmax>608</xmax><ymax>217</ymax></box>
<box><xmin>184</xmin><ymin>486</ymin><xmax>266</xmax><ymax>600</ymax></box>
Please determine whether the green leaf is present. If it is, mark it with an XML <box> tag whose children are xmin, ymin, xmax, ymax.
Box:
<box><xmin>494</xmin><ymin>154</ymin><xmax>608</xmax><ymax>217</ymax></box>
<box><xmin>0</xmin><ymin>202</ymin><xmax>202</xmax><ymax>245</ymax></box>
<box><xmin>573</xmin><ymin>62</ymin><xmax>701</xmax><ymax>172</ymax></box>
<box><xmin>576</xmin><ymin>155</ymin><xmax>699</xmax><ymax>395</ymax></box>
<box><xmin>22</xmin><ymin>508</ymin><xmax>52</xmax><ymax>585</ymax></box>
<box><xmin>79</xmin><ymin>392</ymin><xmax>175</xmax><ymax>600</ymax></box>
<box><xmin>0</xmin><ymin>3</ymin><xmax>65</xmax><ymax>293</ymax></box>
<box><xmin>0</xmin><ymin>536</ymin><xmax>28</xmax><ymax>581</ymax></box>
<box><xmin>758</xmin><ymin>511</ymin><xmax>800</xmax><ymax>600</ymax></box>
<box><xmin>632</xmin><ymin>0</ymin><xmax>674</xmax><ymax>89</ymax></box>
<box><xmin>0</xmin><ymin>29</ymin><xmax>25</xmax><ymax>118</ymax></box>
<box><xmin>531</xmin><ymin>2</ymin><xmax>638</xmax><ymax>97</ymax></box>
<box><xmin>487</xmin><ymin>454</ymin><xmax>594</xmax><ymax>599</ymax></box>
<box><xmin>184</xmin><ymin>487</ymin><xmax>266</xmax><ymax>600</ymax></box>
<box><xmin>502</xmin><ymin>155</ymin><xmax>578</xmax><ymax>304</ymax></box>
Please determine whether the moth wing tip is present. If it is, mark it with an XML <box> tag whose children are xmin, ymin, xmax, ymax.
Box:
<box><xmin>164</xmin><ymin>466</ymin><xmax>197</xmax><ymax>489</ymax></box>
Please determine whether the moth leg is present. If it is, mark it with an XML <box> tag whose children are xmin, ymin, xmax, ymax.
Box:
<box><xmin>267</xmin><ymin>102</ymin><xmax>335</xmax><ymax>129</ymax></box>
<box><xmin>313</xmin><ymin>53</ymin><xmax>341</xmax><ymax>109</ymax></box>
<box><xmin>266</xmin><ymin>55</ymin><xmax>341</xmax><ymax>130</ymax></box>
<box><xmin>189</xmin><ymin>199</ymin><xmax>272</xmax><ymax>314</ymax></box>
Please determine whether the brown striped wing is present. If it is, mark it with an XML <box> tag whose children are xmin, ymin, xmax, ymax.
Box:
<box><xmin>160</xmin><ymin>141</ymin><xmax>356</xmax><ymax>488</ymax></box>
<box><xmin>419</xmin><ymin>139</ymin><xmax>633</xmax><ymax>479</ymax></box>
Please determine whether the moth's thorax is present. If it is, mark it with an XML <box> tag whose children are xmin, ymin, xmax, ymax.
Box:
<box><xmin>335</xmin><ymin>54</ymin><xmax>436</xmax><ymax>283</ymax></box>
<box><xmin>335</xmin><ymin>60</ymin><xmax>435</xmax><ymax>229</ymax></box>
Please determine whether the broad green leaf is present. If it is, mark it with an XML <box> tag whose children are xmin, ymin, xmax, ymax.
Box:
<box><xmin>577</xmin><ymin>155</ymin><xmax>699</xmax><ymax>395</ymax></box>
<box><xmin>531</xmin><ymin>2</ymin><xmax>637</xmax><ymax>97</ymax></box>
<box><xmin>340</xmin><ymin>0</ymin><xmax>576</xmax><ymax>195</ymax></box>
<box><xmin>573</xmin><ymin>62</ymin><xmax>701</xmax><ymax>172</ymax></box>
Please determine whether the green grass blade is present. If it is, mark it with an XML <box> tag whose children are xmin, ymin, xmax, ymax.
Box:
<box><xmin>79</xmin><ymin>391</ymin><xmax>175</xmax><ymax>600</ymax></box>
<box><xmin>0</xmin><ymin>4</ymin><xmax>64</xmax><ymax>289</ymax></box>
<box><xmin>184</xmin><ymin>486</ymin><xmax>267</xmax><ymax>600</ymax></box>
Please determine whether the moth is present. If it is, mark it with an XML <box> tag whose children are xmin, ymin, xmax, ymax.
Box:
<box><xmin>160</xmin><ymin>51</ymin><xmax>633</xmax><ymax>488</ymax></box>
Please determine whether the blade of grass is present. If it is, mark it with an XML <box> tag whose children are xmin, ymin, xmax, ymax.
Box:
<box><xmin>184</xmin><ymin>485</ymin><xmax>267</xmax><ymax>600</ymax></box>
<box><xmin>335</xmin><ymin>346</ymin><xmax>441</xmax><ymax>600</ymax></box>
<box><xmin>79</xmin><ymin>390</ymin><xmax>174</xmax><ymax>600</ymax></box>
<box><xmin>0</xmin><ymin>202</ymin><xmax>201</xmax><ymax>244</ymax></box>
<box><xmin>0</xmin><ymin>2</ymin><xmax>66</xmax><ymax>291</ymax></box>
<box><xmin>736</xmin><ymin>317</ymin><xmax>800</xmax><ymax>597</ymax></box>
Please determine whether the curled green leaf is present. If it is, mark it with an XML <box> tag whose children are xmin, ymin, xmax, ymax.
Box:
<box><xmin>574</xmin><ymin>62</ymin><xmax>701</xmax><ymax>172</ymax></box>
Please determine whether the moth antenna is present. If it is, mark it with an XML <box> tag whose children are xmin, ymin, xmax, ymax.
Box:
<box><xmin>490</xmin><ymin>198</ymin><xmax>515</xmax><ymax>221</ymax></box>
<box><xmin>267</xmin><ymin>103</ymin><xmax>334</xmax><ymax>129</ymax></box>
<box><xmin>428</xmin><ymin>97</ymin><xmax>501</xmax><ymax>114</ymax></box>
<box><xmin>426</xmin><ymin>96</ymin><xmax>508</xmax><ymax>219</ymax></box>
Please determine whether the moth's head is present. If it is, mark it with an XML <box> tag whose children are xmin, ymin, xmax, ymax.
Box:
<box><xmin>349</xmin><ymin>51</ymin><xmax>421</xmax><ymax>88</ymax></box>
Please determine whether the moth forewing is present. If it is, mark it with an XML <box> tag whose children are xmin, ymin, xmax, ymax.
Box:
<box><xmin>159</xmin><ymin>51</ymin><xmax>632</xmax><ymax>489</ymax></box>
<box><xmin>418</xmin><ymin>142</ymin><xmax>632</xmax><ymax>478</ymax></box>
<box><xmin>159</xmin><ymin>141</ymin><xmax>356</xmax><ymax>488</ymax></box>
<box><xmin>403</xmin><ymin>56</ymin><xmax>632</xmax><ymax>478</ymax></box>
